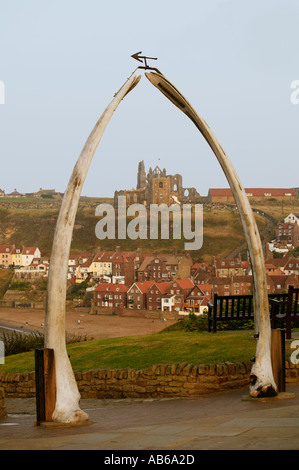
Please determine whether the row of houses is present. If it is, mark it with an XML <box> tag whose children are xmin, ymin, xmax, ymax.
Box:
<box><xmin>1</xmin><ymin>187</ymin><xmax>297</xmax><ymax>202</ymax></box>
<box><xmin>207</xmin><ymin>188</ymin><xmax>296</xmax><ymax>203</ymax></box>
<box><xmin>192</xmin><ymin>253</ymin><xmax>299</xmax><ymax>297</ymax></box>
<box><xmin>13</xmin><ymin>247</ymin><xmax>193</xmax><ymax>285</ymax></box>
<box><xmin>0</xmin><ymin>245</ymin><xmax>41</xmax><ymax>268</ymax></box>
<box><xmin>0</xmin><ymin>188</ymin><xmax>62</xmax><ymax>198</ymax></box>
<box><xmin>10</xmin><ymin>242</ymin><xmax>299</xmax><ymax>288</ymax></box>
<box><xmin>91</xmin><ymin>268</ymin><xmax>299</xmax><ymax>315</ymax></box>
<box><xmin>91</xmin><ymin>278</ymin><xmax>211</xmax><ymax>314</ymax></box>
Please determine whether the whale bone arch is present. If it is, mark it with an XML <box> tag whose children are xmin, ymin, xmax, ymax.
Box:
<box><xmin>45</xmin><ymin>69</ymin><xmax>276</xmax><ymax>425</ymax></box>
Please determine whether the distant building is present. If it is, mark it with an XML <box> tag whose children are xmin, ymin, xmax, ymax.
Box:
<box><xmin>213</xmin><ymin>257</ymin><xmax>244</xmax><ymax>277</ymax></box>
<box><xmin>276</xmin><ymin>222</ymin><xmax>299</xmax><ymax>248</ymax></box>
<box><xmin>136</xmin><ymin>252</ymin><xmax>193</xmax><ymax>282</ymax></box>
<box><xmin>92</xmin><ymin>283</ymin><xmax>128</xmax><ymax>310</ymax></box>
<box><xmin>21</xmin><ymin>247</ymin><xmax>41</xmax><ymax>266</ymax></box>
<box><xmin>0</xmin><ymin>189</ymin><xmax>5</xmax><ymax>197</ymax></box>
<box><xmin>0</xmin><ymin>245</ymin><xmax>15</xmax><ymax>266</ymax></box>
<box><xmin>114</xmin><ymin>160</ymin><xmax>200</xmax><ymax>207</ymax></box>
<box><xmin>284</xmin><ymin>213</ymin><xmax>299</xmax><ymax>226</ymax></box>
<box><xmin>33</xmin><ymin>188</ymin><xmax>62</xmax><ymax>199</ymax></box>
<box><xmin>7</xmin><ymin>189</ymin><xmax>24</xmax><ymax>198</ymax></box>
<box><xmin>208</xmin><ymin>188</ymin><xmax>296</xmax><ymax>203</ymax></box>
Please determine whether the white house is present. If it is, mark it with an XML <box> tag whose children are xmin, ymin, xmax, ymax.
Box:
<box><xmin>21</xmin><ymin>247</ymin><xmax>41</xmax><ymax>266</ymax></box>
<box><xmin>284</xmin><ymin>213</ymin><xmax>299</xmax><ymax>226</ymax></box>
<box><xmin>161</xmin><ymin>295</ymin><xmax>176</xmax><ymax>312</ymax></box>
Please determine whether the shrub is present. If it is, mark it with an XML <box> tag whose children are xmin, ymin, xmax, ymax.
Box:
<box><xmin>9</xmin><ymin>281</ymin><xmax>31</xmax><ymax>291</ymax></box>
<box><xmin>167</xmin><ymin>312</ymin><xmax>255</xmax><ymax>332</ymax></box>
<box><xmin>0</xmin><ymin>330</ymin><xmax>89</xmax><ymax>357</ymax></box>
<box><xmin>167</xmin><ymin>313</ymin><xmax>209</xmax><ymax>332</ymax></box>
<box><xmin>1</xmin><ymin>331</ymin><xmax>44</xmax><ymax>356</ymax></box>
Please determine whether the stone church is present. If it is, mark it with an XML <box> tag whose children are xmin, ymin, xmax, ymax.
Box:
<box><xmin>114</xmin><ymin>160</ymin><xmax>200</xmax><ymax>207</ymax></box>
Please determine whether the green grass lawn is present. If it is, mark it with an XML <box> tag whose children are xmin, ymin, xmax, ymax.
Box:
<box><xmin>1</xmin><ymin>327</ymin><xmax>297</xmax><ymax>375</ymax></box>
<box><xmin>0</xmin><ymin>330</ymin><xmax>260</xmax><ymax>373</ymax></box>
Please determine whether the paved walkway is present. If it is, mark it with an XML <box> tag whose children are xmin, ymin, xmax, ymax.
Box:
<box><xmin>1</xmin><ymin>384</ymin><xmax>299</xmax><ymax>450</ymax></box>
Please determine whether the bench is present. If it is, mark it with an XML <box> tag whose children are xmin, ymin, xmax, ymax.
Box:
<box><xmin>269</xmin><ymin>285</ymin><xmax>299</xmax><ymax>339</ymax></box>
<box><xmin>208</xmin><ymin>292</ymin><xmax>288</xmax><ymax>333</ymax></box>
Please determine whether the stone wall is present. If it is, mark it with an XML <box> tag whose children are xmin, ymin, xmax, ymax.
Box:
<box><xmin>0</xmin><ymin>388</ymin><xmax>7</xmax><ymax>418</ymax></box>
<box><xmin>0</xmin><ymin>361</ymin><xmax>298</xmax><ymax>400</ymax></box>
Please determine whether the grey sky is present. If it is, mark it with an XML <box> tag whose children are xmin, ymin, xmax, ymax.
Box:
<box><xmin>0</xmin><ymin>0</ymin><xmax>298</xmax><ymax>197</ymax></box>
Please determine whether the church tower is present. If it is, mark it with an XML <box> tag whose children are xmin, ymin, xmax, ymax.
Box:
<box><xmin>137</xmin><ymin>160</ymin><xmax>146</xmax><ymax>189</ymax></box>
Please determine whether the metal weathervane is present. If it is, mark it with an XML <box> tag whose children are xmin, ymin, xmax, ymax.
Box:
<box><xmin>131</xmin><ymin>51</ymin><xmax>161</xmax><ymax>73</ymax></box>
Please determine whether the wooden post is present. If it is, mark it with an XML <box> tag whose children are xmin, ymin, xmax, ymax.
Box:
<box><xmin>271</xmin><ymin>329</ymin><xmax>285</xmax><ymax>393</ymax></box>
<box><xmin>35</xmin><ymin>349</ymin><xmax>56</xmax><ymax>425</ymax></box>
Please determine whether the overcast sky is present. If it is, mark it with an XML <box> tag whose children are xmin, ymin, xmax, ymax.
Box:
<box><xmin>0</xmin><ymin>0</ymin><xmax>298</xmax><ymax>197</ymax></box>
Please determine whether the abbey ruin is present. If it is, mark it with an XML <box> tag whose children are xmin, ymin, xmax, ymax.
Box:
<box><xmin>114</xmin><ymin>161</ymin><xmax>201</xmax><ymax>207</ymax></box>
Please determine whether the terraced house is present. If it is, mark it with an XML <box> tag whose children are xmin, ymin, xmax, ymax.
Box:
<box><xmin>92</xmin><ymin>283</ymin><xmax>128</xmax><ymax>310</ymax></box>
<box><xmin>137</xmin><ymin>252</ymin><xmax>192</xmax><ymax>282</ymax></box>
<box><xmin>0</xmin><ymin>244</ymin><xmax>14</xmax><ymax>267</ymax></box>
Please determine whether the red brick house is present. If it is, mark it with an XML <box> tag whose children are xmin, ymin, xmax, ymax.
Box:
<box><xmin>112</xmin><ymin>251</ymin><xmax>135</xmax><ymax>285</ymax></box>
<box><xmin>184</xmin><ymin>284</ymin><xmax>210</xmax><ymax>313</ymax></box>
<box><xmin>266</xmin><ymin>274</ymin><xmax>299</xmax><ymax>294</ymax></box>
<box><xmin>164</xmin><ymin>278</ymin><xmax>194</xmax><ymax>311</ymax></box>
<box><xmin>276</xmin><ymin>222</ymin><xmax>299</xmax><ymax>248</ymax></box>
<box><xmin>208</xmin><ymin>275</ymin><xmax>254</xmax><ymax>296</ymax></box>
<box><xmin>146</xmin><ymin>281</ymin><xmax>172</xmax><ymax>311</ymax></box>
<box><xmin>213</xmin><ymin>257</ymin><xmax>244</xmax><ymax>277</ymax></box>
<box><xmin>93</xmin><ymin>283</ymin><xmax>128</xmax><ymax>311</ymax></box>
<box><xmin>126</xmin><ymin>281</ymin><xmax>156</xmax><ymax>310</ymax></box>
<box><xmin>282</xmin><ymin>258</ymin><xmax>299</xmax><ymax>276</ymax></box>
<box><xmin>137</xmin><ymin>253</ymin><xmax>192</xmax><ymax>282</ymax></box>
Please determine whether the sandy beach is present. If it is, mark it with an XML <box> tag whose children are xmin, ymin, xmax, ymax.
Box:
<box><xmin>0</xmin><ymin>307</ymin><xmax>175</xmax><ymax>340</ymax></box>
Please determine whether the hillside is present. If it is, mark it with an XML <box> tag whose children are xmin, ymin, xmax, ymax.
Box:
<box><xmin>0</xmin><ymin>196</ymin><xmax>291</xmax><ymax>263</ymax></box>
